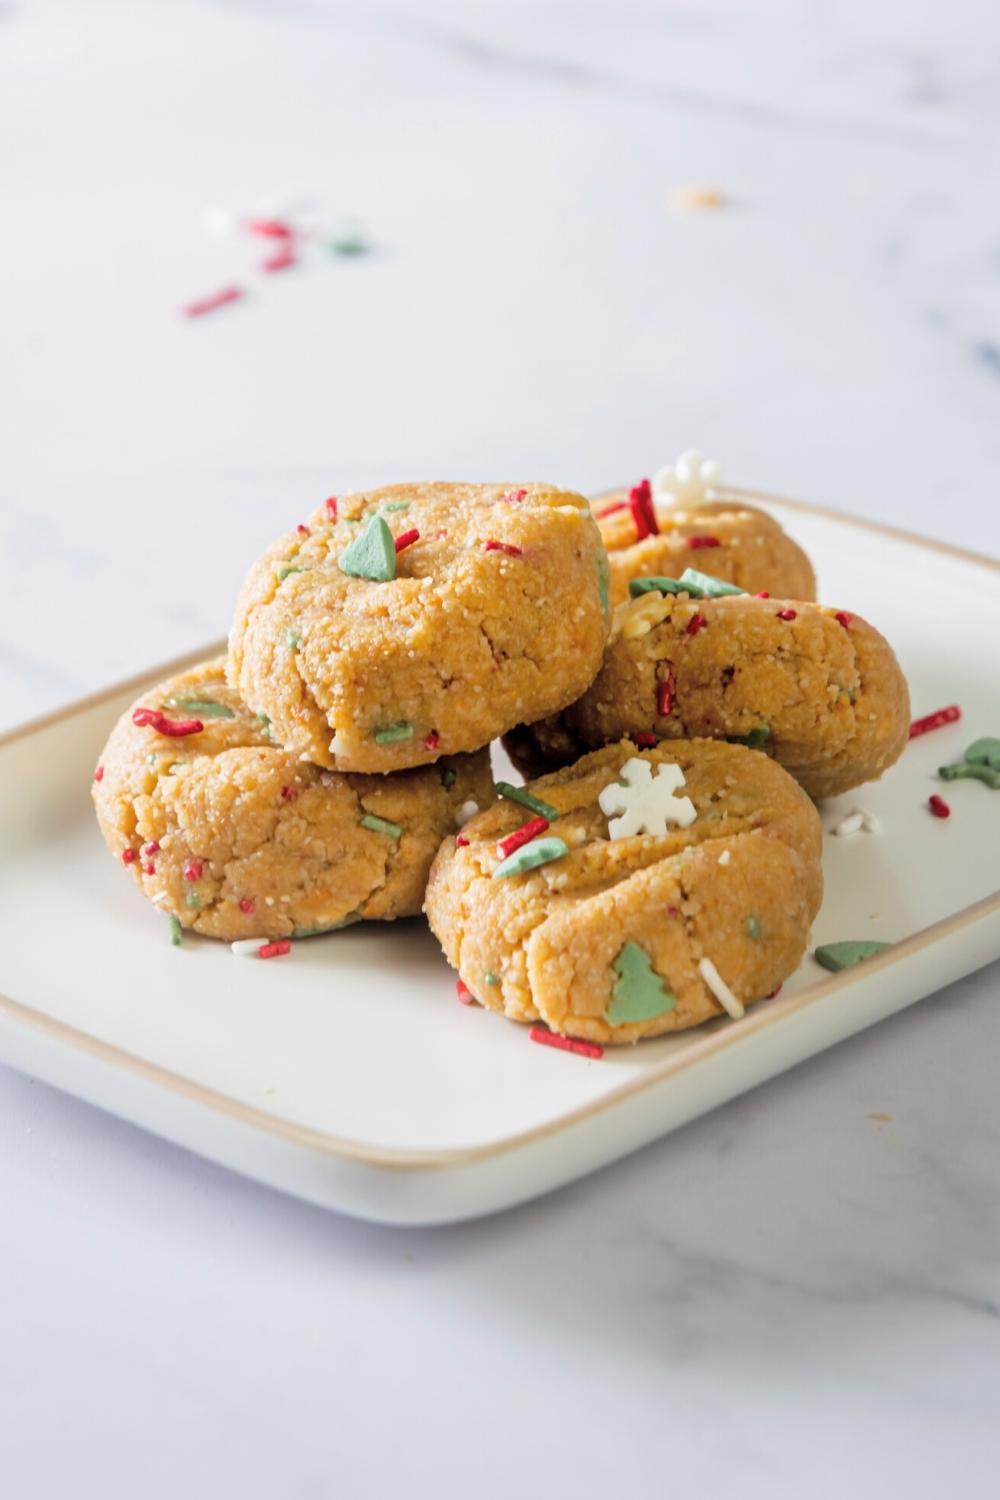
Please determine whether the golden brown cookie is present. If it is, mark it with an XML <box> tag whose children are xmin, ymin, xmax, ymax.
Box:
<box><xmin>505</xmin><ymin>586</ymin><xmax>909</xmax><ymax>800</ymax></box>
<box><xmin>425</xmin><ymin>739</ymin><xmax>823</xmax><ymax>1044</ymax></box>
<box><xmin>93</xmin><ymin>658</ymin><xmax>495</xmax><ymax>941</ymax></box>
<box><xmin>592</xmin><ymin>483</ymin><xmax>816</xmax><ymax>608</ymax></box>
<box><xmin>227</xmin><ymin>482</ymin><xmax>610</xmax><ymax>773</ymax></box>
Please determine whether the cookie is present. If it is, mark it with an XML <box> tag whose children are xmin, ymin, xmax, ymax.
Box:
<box><xmin>227</xmin><ymin>482</ymin><xmax>610</xmax><ymax>773</ymax></box>
<box><xmin>425</xmin><ymin>739</ymin><xmax>823</xmax><ymax>1044</ymax></box>
<box><xmin>592</xmin><ymin>481</ymin><xmax>816</xmax><ymax>608</ymax></box>
<box><xmin>92</xmin><ymin>658</ymin><xmax>495</xmax><ymax>941</ymax></box>
<box><xmin>504</xmin><ymin>585</ymin><xmax>910</xmax><ymax>799</ymax></box>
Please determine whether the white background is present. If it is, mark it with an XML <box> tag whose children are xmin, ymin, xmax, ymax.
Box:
<box><xmin>2</xmin><ymin>2</ymin><xmax>999</xmax><ymax>1495</ymax></box>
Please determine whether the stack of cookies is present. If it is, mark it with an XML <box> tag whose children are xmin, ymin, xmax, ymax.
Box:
<box><xmin>93</xmin><ymin>464</ymin><xmax>910</xmax><ymax>1046</ymax></box>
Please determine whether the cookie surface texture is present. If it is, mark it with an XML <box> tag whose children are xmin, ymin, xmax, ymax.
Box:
<box><xmin>505</xmin><ymin>593</ymin><xmax>910</xmax><ymax>799</ymax></box>
<box><xmin>592</xmin><ymin>490</ymin><xmax>816</xmax><ymax>608</ymax></box>
<box><xmin>425</xmin><ymin>738</ymin><xmax>823</xmax><ymax>1044</ymax></box>
<box><xmin>228</xmin><ymin>482</ymin><xmax>610</xmax><ymax>772</ymax></box>
<box><xmin>93</xmin><ymin>658</ymin><xmax>495</xmax><ymax>940</ymax></box>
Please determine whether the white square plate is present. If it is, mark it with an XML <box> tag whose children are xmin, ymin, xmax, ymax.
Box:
<box><xmin>1</xmin><ymin>495</ymin><xmax>997</xmax><ymax>1224</ymax></box>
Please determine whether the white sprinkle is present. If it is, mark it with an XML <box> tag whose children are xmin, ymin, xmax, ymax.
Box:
<box><xmin>698</xmin><ymin>957</ymin><xmax>745</xmax><ymax>1019</ymax></box>
<box><xmin>329</xmin><ymin>732</ymin><xmax>347</xmax><ymax>756</ymax></box>
<box><xmin>718</xmin><ymin>849</ymin><xmax>731</xmax><ymax>866</ymax></box>
<box><xmin>652</xmin><ymin>449</ymin><xmax>720</xmax><ymax>510</ymax></box>
<box><xmin>231</xmin><ymin>939</ymin><xmax>264</xmax><ymax>957</ymax></box>
<box><xmin>457</xmin><ymin>800</ymin><xmax>480</xmax><ymax>827</ymax></box>
<box><xmin>598</xmin><ymin>758</ymin><xmax>696</xmax><ymax>839</ymax></box>
<box><xmin>831</xmin><ymin>806</ymin><xmax>879</xmax><ymax>838</ymax></box>
<box><xmin>151</xmin><ymin>892</ymin><xmax>168</xmax><ymax>905</ymax></box>
<box><xmin>265</xmin><ymin>896</ymin><xmax>275</xmax><ymax>907</ymax></box>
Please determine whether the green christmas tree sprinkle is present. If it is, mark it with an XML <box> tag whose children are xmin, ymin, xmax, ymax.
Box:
<box><xmin>604</xmin><ymin>942</ymin><xmax>677</xmax><ymax>1024</ymax></box>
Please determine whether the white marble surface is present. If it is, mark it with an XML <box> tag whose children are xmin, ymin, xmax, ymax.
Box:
<box><xmin>2</xmin><ymin>1</ymin><xmax>999</xmax><ymax>1494</ymax></box>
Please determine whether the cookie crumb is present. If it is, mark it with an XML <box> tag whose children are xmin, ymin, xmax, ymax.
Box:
<box><xmin>672</xmin><ymin>186</ymin><xmax>726</xmax><ymax>213</ymax></box>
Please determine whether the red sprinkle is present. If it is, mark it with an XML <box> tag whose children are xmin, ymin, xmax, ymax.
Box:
<box><xmin>455</xmin><ymin>834</ymin><xmax>470</xmax><ymax>848</ymax></box>
<box><xmin>656</xmin><ymin>674</ymin><xmax>676</xmax><ymax>717</ymax></box>
<box><xmin>239</xmin><ymin>897</ymin><xmax>255</xmax><ymax>914</ymax></box>
<box><xmin>258</xmin><ymin>940</ymin><xmax>291</xmax><ymax>959</ymax></box>
<box><xmin>686</xmin><ymin>536</ymin><xmax>721</xmax><ymax>550</ymax></box>
<box><xmin>262</xmin><ymin>246</ymin><xmax>296</xmax><ymax>273</ymax></box>
<box><xmin>596</xmin><ymin>500</ymin><xmax>628</xmax><ymax>519</ymax></box>
<box><xmin>835</xmin><ymin>611</ymin><xmax>853</xmax><ymax>629</ymax></box>
<box><xmin>280</xmin><ymin>785</ymin><xmax>298</xmax><ymax>802</ymax></box>
<box><xmin>183</xmin><ymin>859</ymin><xmax>203</xmax><ymax>881</ymax></box>
<box><xmin>132</xmin><ymin>708</ymin><xmax>204</xmax><ymax>738</ymax></box>
<box><xmin>628</xmin><ymin>478</ymin><xmax>659</xmax><ymax>540</ymax></box>
<box><xmin>754</xmin><ymin>591</ymin><xmax>770</xmax><ymax>599</ymax></box>
<box><xmin>776</xmin><ymin>608</ymin><xmax>797</xmax><ymax>621</ymax></box>
<box><xmin>142</xmin><ymin>841</ymin><xmax>160</xmax><ymax>856</ymax></box>
<box><xmin>634</xmin><ymin>732</ymin><xmax>658</xmax><ymax>749</ymax></box>
<box><xmin>928</xmin><ymin>794</ymin><xmax>951</xmax><ymax>819</ymax></box>
<box><xmin>94</xmin><ymin>765</ymin><xmax>104</xmax><ymax>782</ymax></box>
<box><xmin>394</xmin><ymin>527</ymin><xmax>420</xmax><ymax>554</ymax></box>
<box><xmin>456</xmin><ymin>978</ymin><xmax>476</xmax><ymax>1006</ymax></box>
<box><xmin>247</xmin><ymin>217</ymin><xmax>294</xmax><ymax>240</ymax></box>
<box><xmin>909</xmin><ymin>705</ymin><xmax>961</xmax><ymax>739</ymax></box>
<box><xmin>483</xmin><ymin>539</ymin><xmax>523</xmax><ymax>557</ymax></box>
<box><xmin>766</xmin><ymin>984</ymin><xmax>783</xmax><ymax>1000</ymax></box>
<box><xmin>182</xmin><ymin>285</ymin><xmax>243</xmax><ymax>319</ymax></box>
<box><xmin>296</xmin><ymin>523</ymin><xmax>310</xmax><ymax>536</ymax></box>
<box><xmin>502</xmin><ymin>488</ymin><xmax>527</xmax><ymax>504</ymax></box>
<box><xmin>142</xmin><ymin>862</ymin><xmax>155</xmax><ymax>875</ymax></box>
<box><xmin>497</xmin><ymin>816</ymin><xmax>549</xmax><ymax>859</ymax></box>
<box><xmin>685</xmin><ymin>612</ymin><xmax>707</xmax><ymax>638</ymax></box>
<box><xmin>423</xmin><ymin>730</ymin><xmax>440</xmax><ymax>751</ymax></box>
<box><xmin>121</xmin><ymin>848</ymin><xmax>137</xmax><ymax>865</ymax></box>
<box><xmin>529</xmin><ymin>1025</ymin><xmax>603</xmax><ymax>1060</ymax></box>
<box><xmin>325</xmin><ymin>496</ymin><xmax>338</xmax><ymax>521</ymax></box>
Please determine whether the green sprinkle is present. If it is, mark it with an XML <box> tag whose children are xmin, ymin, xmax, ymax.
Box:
<box><xmin>339</xmin><ymin>515</ymin><xmax>396</xmax><ymax>582</ymax></box>
<box><xmin>678</xmin><ymin>568</ymin><xmax>745</xmax><ymax>598</ymax></box>
<box><xmin>492</xmin><ymin>835</ymin><xmax>568</xmax><ymax>879</ymax></box>
<box><xmin>162</xmin><ymin>696</ymin><xmax>236</xmax><ymax>719</ymax></box>
<box><xmin>745</xmin><ymin>725</ymin><xmax>771</xmax><ymax>749</ymax></box>
<box><xmin>596</xmin><ymin>549</ymin><xmax>611</xmax><ymax>619</ymax></box>
<box><xmin>814</xmin><ymin>940</ymin><xmax>891</xmax><ymax>973</ymax></box>
<box><xmin>374</xmin><ymin>721</ymin><xmax>413</xmax><ymax>745</ymax></box>
<box><xmin>329</xmin><ymin>233</ymin><xmax>370</xmax><ymax>257</ymax></box>
<box><xmin>359</xmin><ymin>812</ymin><xmax>403</xmax><ymax>839</ymax></box>
<box><xmin>745</xmin><ymin>915</ymin><xmax>762</xmax><ymax>941</ymax></box>
<box><xmin>286</xmin><ymin>629</ymin><xmax>301</xmax><ymax>651</ymax></box>
<box><xmin>629</xmin><ymin>576</ymin><xmax>689</xmax><ymax>599</ymax></box>
<box><xmin>147</xmin><ymin>753</ymin><xmax>158</xmax><ymax>767</ymax></box>
<box><xmin>276</xmin><ymin>566</ymin><xmax>304</xmax><ymax>582</ymax></box>
<box><xmin>965</xmin><ymin>737</ymin><xmax>1000</xmax><ymax>771</ymax></box>
<box><xmin>168</xmin><ymin>915</ymin><xmax>183</xmax><ymax>947</ymax></box>
<box><xmin>494</xmin><ymin>780</ymin><xmax>559</xmax><ymax>821</ymax></box>
<box><xmin>440</xmin><ymin>767</ymin><xmax>457</xmax><ymax>789</ymax></box>
<box><xmin>258</xmin><ymin>713</ymin><xmax>271</xmax><ymax>737</ymax></box>
<box><xmin>379</xmin><ymin>500</ymin><xmax>411</xmax><ymax>515</ymax></box>
<box><xmin>185</xmin><ymin>891</ymin><xmax>201</xmax><ymax>910</ymax></box>
<box><xmin>604</xmin><ymin>941</ymin><xmax>677</xmax><ymax>1024</ymax></box>
<box><xmin>484</xmin><ymin>972</ymin><xmax>500</xmax><ymax>986</ymax></box>
<box><xmin>939</xmin><ymin>761</ymin><xmax>1000</xmax><ymax>789</ymax></box>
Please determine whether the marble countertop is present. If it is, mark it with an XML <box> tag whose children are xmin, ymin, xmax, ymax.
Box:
<box><xmin>1</xmin><ymin>1</ymin><xmax>998</xmax><ymax>1494</ymax></box>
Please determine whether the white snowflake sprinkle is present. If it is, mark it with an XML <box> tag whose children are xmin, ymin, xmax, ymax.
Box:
<box><xmin>652</xmin><ymin>449</ymin><xmax>720</xmax><ymax>510</ymax></box>
<box><xmin>598</xmin><ymin>757</ymin><xmax>696</xmax><ymax>839</ymax></box>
